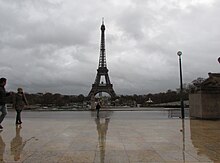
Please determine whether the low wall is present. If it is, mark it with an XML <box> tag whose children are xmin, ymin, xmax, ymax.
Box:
<box><xmin>189</xmin><ymin>91</ymin><xmax>220</xmax><ymax>119</ymax></box>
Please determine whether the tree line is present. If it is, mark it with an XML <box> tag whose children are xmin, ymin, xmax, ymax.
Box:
<box><xmin>6</xmin><ymin>78</ymin><xmax>203</xmax><ymax>107</ymax></box>
<box><xmin>5</xmin><ymin>89</ymin><xmax>188</xmax><ymax>107</ymax></box>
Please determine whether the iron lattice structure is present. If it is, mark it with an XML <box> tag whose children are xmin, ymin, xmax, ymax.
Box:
<box><xmin>88</xmin><ymin>20</ymin><xmax>116</xmax><ymax>99</ymax></box>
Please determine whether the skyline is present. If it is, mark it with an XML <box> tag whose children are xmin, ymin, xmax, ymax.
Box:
<box><xmin>0</xmin><ymin>0</ymin><xmax>220</xmax><ymax>95</ymax></box>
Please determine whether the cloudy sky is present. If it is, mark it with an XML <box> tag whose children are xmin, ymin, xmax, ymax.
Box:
<box><xmin>0</xmin><ymin>0</ymin><xmax>219</xmax><ymax>95</ymax></box>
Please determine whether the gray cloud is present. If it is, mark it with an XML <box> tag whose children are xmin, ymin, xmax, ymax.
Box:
<box><xmin>0</xmin><ymin>0</ymin><xmax>219</xmax><ymax>95</ymax></box>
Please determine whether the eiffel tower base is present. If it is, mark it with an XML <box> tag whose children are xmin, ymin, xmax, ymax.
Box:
<box><xmin>90</xmin><ymin>95</ymin><xmax>95</xmax><ymax>110</ymax></box>
<box><xmin>88</xmin><ymin>84</ymin><xmax>116</xmax><ymax>100</ymax></box>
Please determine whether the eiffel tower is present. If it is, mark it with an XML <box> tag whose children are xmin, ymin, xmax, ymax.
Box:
<box><xmin>88</xmin><ymin>20</ymin><xmax>116</xmax><ymax>99</ymax></box>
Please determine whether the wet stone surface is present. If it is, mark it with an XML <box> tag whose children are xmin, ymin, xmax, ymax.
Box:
<box><xmin>0</xmin><ymin>111</ymin><xmax>219</xmax><ymax>163</ymax></box>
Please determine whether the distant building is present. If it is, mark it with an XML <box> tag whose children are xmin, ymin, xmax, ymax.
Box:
<box><xmin>146</xmin><ymin>98</ymin><xmax>153</xmax><ymax>106</ymax></box>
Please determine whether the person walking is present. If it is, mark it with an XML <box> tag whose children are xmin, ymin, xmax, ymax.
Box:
<box><xmin>96</xmin><ymin>102</ymin><xmax>101</xmax><ymax>117</ymax></box>
<box><xmin>13</xmin><ymin>88</ymin><xmax>28</xmax><ymax>125</ymax></box>
<box><xmin>0</xmin><ymin>78</ymin><xmax>11</xmax><ymax>130</ymax></box>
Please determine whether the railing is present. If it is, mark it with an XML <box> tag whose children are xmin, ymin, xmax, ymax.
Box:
<box><xmin>167</xmin><ymin>108</ymin><xmax>189</xmax><ymax>118</ymax></box>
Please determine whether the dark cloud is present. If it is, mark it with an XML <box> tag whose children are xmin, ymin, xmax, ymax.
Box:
<box><xmin>0</xmin><ymin>0</ymin><xmax>219</xmax><ymax>95</ymax></box>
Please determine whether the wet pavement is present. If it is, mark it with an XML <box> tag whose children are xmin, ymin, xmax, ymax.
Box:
<box><xmin>0</xmin><ymin>110</ymin><xmax>220</xmax><ymax>163</ymax></box>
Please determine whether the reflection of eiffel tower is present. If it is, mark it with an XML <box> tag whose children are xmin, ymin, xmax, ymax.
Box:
<box><xmin>88</xmin><ymin>19</ymin><xmax>116</xmax><ymax>99</ymax></box>
<box><xmin>95</xmin><ymin>117</ymin><xmax>109</xmax><ymax>163</ymax></box>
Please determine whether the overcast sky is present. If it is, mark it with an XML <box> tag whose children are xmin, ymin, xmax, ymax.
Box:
<box><xmin>0</xmin><ymin>0</ymin><xmax>219</xmax><ymax>95</ymax></box>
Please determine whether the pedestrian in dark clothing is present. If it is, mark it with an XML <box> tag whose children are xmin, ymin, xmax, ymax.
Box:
<box><xmin>96</xmin><ymin>102</ymin><xmax>101</xmax><ymax>117</ymax></box>
<box><xmin>0</xmin><ymin>78</ymin><xmax>11</xmax><ymax>130</ymax></box>
<box><xmin>13</xmin><ymin>88</ymin><xmax>28</xmax><ymax>125</ymax></box>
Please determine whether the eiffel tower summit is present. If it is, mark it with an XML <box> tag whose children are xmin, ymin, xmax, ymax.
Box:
<box><xmin>88</xmin><ymin>19</ymin><xmax>116</xmax><ymax>99</ymax></box>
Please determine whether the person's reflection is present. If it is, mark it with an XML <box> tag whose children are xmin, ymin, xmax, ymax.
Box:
<box><xmin>0</xmin><ymin>131</ymin><xmax>5</xmax><ymax>163</ymax></box>
<box><xmin>10</xmin><ymin>125</ymin><xmax>26</xmax><ymax>161</ymax></box>
<box><xmin>95</xmin><ymin>116</ymin><xmax>110</xmax><ymax>163</ymax></box>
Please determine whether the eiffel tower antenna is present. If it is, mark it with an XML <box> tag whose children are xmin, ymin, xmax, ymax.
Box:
<box><xmin>102</xmin><ymin>17</ymin><xmax>104</xmax><ymax>25</ymax></box>
<box><xmin>88</xmin><ymin>19</ymin><xmax>116</xmax><ymax>99</ymax></box>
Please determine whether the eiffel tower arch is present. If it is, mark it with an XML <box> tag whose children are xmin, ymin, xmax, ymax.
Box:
<box><xmin>88</xmin><ymin>19</ymin><xmax>116</xmax><ymax>99</ymax></box>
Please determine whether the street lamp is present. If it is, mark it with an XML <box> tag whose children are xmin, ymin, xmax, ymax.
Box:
<box><xmin>177</xmin><ymin>51</ymin><xmax>184</xmax><ymax>119</ymax></box>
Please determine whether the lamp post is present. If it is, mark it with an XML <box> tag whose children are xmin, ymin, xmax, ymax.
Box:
<box><xmin>177</xmin><ymin>51</ymin><xmax>184</xmax><ymax>119</ymax></box>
